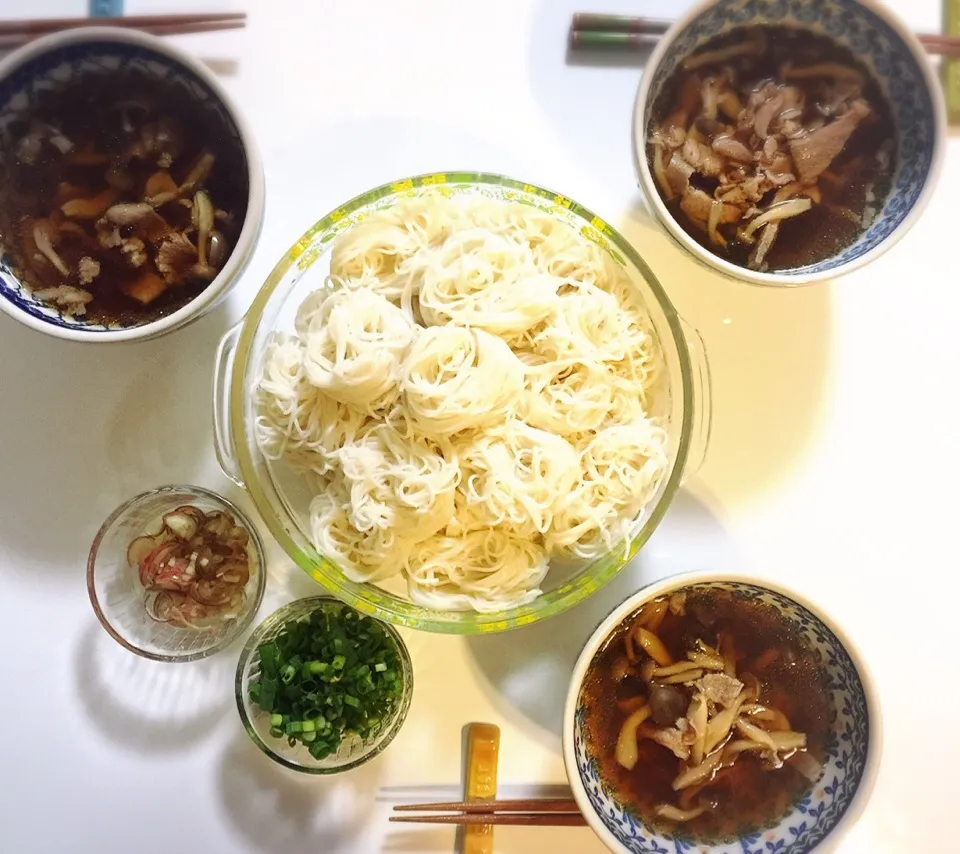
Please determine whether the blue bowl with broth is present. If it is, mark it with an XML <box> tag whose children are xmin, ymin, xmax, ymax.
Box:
<box><xmin>563</xmin><ymin>573</ymin><xmax>880</xmax><ymax>854</ymax></box>
<box><xmin>632</xmin><ymin>0</ymin><xmax>945</xmax><ymax>285</ymax></box>
<box><xmin>0</xmin><ymin>27</ymin><xmax>264</xmax><ymax>342</ymax></box>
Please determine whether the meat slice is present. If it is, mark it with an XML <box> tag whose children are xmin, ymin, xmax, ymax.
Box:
<box><xmin>682</xmin><ymin>139</ymin><xmax>726</xmax><ymax>177</ymax></box>
<box><xmin>696</xmin><ymin>672</ymin><xmax>743</xmax><ymax>707</ymax></box>
<box><xmin>680</xmin><ymin>189</ymin><xmax>711</xmax><ymax>224</ymax></box>
<box><xmin>712</xmin><ymin>135</ymin><xmax>753</xmax><ymax>163</ymax></box>
<box><xmin>789</xmin><ymin>100</ymin><xmax>871</xmax><ymax>184</ymax></box>
<box><xmin>680</xmin><ymin>188</ymin><xmax>741</xmax><ymax>227</ymax></box>
<box><xmin>645</xmin><ymin>726</ymin><xmax>690</xmax><ymax>760</ymax></box>
<box><xmin>666</xmin><ymin>152</ymin><xmax>695</xmax><ymax>194</ymax></box>
<box><xmin>754</xmin><ymin>91</ymin><xmax>785</xmax><ymax>139</ymax></box>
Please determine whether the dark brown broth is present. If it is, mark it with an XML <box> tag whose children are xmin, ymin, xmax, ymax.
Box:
<box><xmin>581</xmin><ymin>588</ymin><xmax>831</xmax><ymax>842</ymax></box>
<box><xmin>650</xmin><ymin>26</ymin><xmax>897</xmax><ymax>271</ymax></box>
<box><xmin>0</xmin><ymin>72</ymin><xmax>248</xmax><ymax>325</ymax></box>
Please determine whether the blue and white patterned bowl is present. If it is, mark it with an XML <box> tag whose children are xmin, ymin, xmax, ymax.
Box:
<box><xmin>563</xmin><ymin>573</ymin><xmax>881</xmax><ymax>854</ymax></box>
<box><xmin>0</xmin><ymin>27</ymin><xmax>265</xmax><ymax>342</ymax></box>
<box><xmin>632</xmin><ymin>0</ymin><xmax>945</xmax><ymax>286</ymax></box>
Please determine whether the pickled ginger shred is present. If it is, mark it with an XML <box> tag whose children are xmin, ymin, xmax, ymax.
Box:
<box><xmin>255</xmin><ymin>193</ymin><xmax>668</xmax><ymax>612</ymax></box>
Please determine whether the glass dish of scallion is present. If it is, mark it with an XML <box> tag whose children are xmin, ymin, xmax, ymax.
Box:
<box><xmin>235</xmin><ymin>597</ymin><xmax>413</xmax><ymax>773</ymax></box>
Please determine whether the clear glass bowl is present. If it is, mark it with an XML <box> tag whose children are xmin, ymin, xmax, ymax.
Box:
<box><xmin>87</xmin><ymin>485</ymin><xmax>266</xmax><ymax>662</ymax></box>
<box><xmin>235</xmin><ymin>596</ymin><xmax>413</xmax><ymax>774</ymax></box>
<box><xmin>213</xmin><ymin>172</ymin><xmax>711</xmax><ymax>633</ymax></box>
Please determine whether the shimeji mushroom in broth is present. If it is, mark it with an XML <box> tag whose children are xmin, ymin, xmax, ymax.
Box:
<box><xmin>0</xmin><ymin>72</ymin><xmax>247</xmax><ymax>324</ymax></box>
<box><xmin>581</xmin><ymin>587</ymin><xmax>831</xmax><ymax>842</ymax></box>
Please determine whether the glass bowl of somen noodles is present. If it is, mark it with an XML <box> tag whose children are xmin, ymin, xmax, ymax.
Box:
<box><xmin>213</xmin><ymin>172</ymin><xmax>711</xmax><ymax>633</ymax></box>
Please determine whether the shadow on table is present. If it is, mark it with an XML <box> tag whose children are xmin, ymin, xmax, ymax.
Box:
<box><xmin>72</xmin><ymin>622</ymin><xmax>234</xmax><ymax>754</ymax></box>
<box><xmin>465</xmin><ymin>489</ymin><xmax>737</xmax><ymax>746</ymax></box>
<box><xmin>618</xmin><ymin>200</ymin><xmax>834</xmax><ymax>508</ymax></box>
<box><xmin>216</xmin><ymin>733</ymin><xmax>382</xmax><ymax>854</ymax></box>
<box><xmin>0</xmin><ymin>306</ymin><xmax>231</xmax><ymax>580</ymax></box>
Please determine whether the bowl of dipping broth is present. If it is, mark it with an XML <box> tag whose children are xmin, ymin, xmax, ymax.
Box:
<box><xmin>633</xmin><ymin>0</ymin><xmax>945</xmax><ymax>285</ymax></box>
<box><xmin>563</xmin><ymin>572</ymin><xmax>880</xmax><ymax>854</ymax></box>
<box><xmin>0</xmin><ymin>27</ymin><xmax>264</xmax><ymax>341</ymax></box>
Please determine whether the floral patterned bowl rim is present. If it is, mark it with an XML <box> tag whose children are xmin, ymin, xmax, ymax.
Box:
<box><xmin>562</xmin><ymin>570</ymin><xmax>882</xmax><ymax>854</ymax></box>
<box><xmin>0</xmin><ymin>27</ymin><xmax>265</xmax><ymax>342</ymax></box>
<box><xmin>631</xmin><ymin>0</ymin><xmax>946</xmax><ymax>287</ymax></box>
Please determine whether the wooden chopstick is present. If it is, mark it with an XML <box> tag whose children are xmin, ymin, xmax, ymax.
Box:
<box><xmin>390</xmin><ymin>796</ymin><xmax>586</xmax><ymax>827</ymax></box>
<box><xmin>0</xmin><ymin>21</ymin><xmax>246</xmax><ymax>49</ymax></box>
<box><xmin>390</xmin><ymin>813</ymin><xmax>588</xmax><ymax>827</ymax></box>
<box><xmin>0</xmin><ymin>12</ymin><xmax>246</xmax><ymax>36</ymax></box>
<box><xmin>394</xmin><ymin>798</ymin><xmax>581</xmax><ymax>813</ymax></box>
<box><xmin>0</xmin><ymin>13</ymin><xmax>247</xmax><ymax>48</ymax></box>
<box><xmin>569</xmin><ymin>13</ymin><xmax>960</xmax><ymax>58</ymax></box>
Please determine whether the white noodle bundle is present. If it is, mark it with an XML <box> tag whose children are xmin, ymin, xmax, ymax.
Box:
<box><xmin>255</xmin><ymin>192</ymin><xmax>669</xmax><ymax>612</ymax></box>
<box><xmin>301</xmin><ymin>288</ymin><xmax>416</xmax><ymax>413</ymax></box>
<box><xmin>460</xmin><ymin>420</ymin><xmax>578</xmax><ymax>534</ymax></box>
<box><xmin>309</xmin><ymin>487</ymin><xmax>410</xmax><ymax>583</ymax></box>
<box><xmin>402</xmin><ymin>326</ymin><xmax>525</xmax><ymax>436</ymax></box>
<box><xmin>254</xmin><ymin>334</ymin><xmax>368</xmax><ymax>473</ymax></box>
<box><xmin>548</xmin><ymin>417</ymin><xmax>668</xmax><ymax>559</ymax></box>
<box><xmin>580</xmin><ymin>419</ymin><xmax>668</xmax><ymax>515</ymax></box>
<box><xmin>336</xmin><ymin>423</ymin><xmax>458</xmax><ymax>543</ymax></box>
<box><xmin>330</xmin><ymin>225</ymin><xmax>416</xmax><ymax>301</ymax></box>
<box><xmin>532</xmin><ymin>282</ymin><xmax>631</xmax><ymax>363</ymax></box>
<box><xmin>405</xmin><ymin>529</ymin><xmax>549</xmax><ymax>613</ymax></box>
<box><xmin>521</xmin><ymin>358</ymin><xmax>616</xmax><ymax>436</ymax></box>
<box><xmin>414</xmin><ymin>229</ymin><xmax>558</xmax><ymax>335</ymax></box>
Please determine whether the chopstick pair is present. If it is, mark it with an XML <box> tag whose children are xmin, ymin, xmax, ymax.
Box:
<box><xmin>568</xmin><ymin>12</ymin><xmax>960</xmax><ymax>58</ymax></box>
<box><xmin>0</xmin><ymin>12</ymin><xmax>246</xmax><ymax>49</ymax></box>
<box><xmin>391</xmin><ymin>798</ymin><xmax>587</xmax><ymax>827</ymax></box>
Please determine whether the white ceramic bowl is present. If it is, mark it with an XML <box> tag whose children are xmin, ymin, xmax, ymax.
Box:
<box><xmin>0</xmin><ymin>27</ymin><xmax>265</xmax><ymax>341</ymax></box>
<box><xmin>633</xmin><ymin>0</ymin><xmax>945</xmax><ymax>286</ymax></box>
<box><xmin>563</xmin><ymin>571</ymin><xmax>881</xmax><ymax>854</ymax></box>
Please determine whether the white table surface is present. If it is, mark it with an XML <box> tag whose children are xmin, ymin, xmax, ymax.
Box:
<box><xmin>1</xmin><ymin>1</ymin><xmax>956</xmax><ymax>852</ymax></box>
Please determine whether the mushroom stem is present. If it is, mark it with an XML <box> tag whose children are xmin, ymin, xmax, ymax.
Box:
<box><xmin>615</xmin><ymin>704</ymin><xmax>652</xmax><ymax>770</ymax></box>
<box><xmin>743</xmin><ymin>198</ymin><xmax>812</xmax><ymax>240</ymax></box>
<box><xmin>32</xmin><ymin>221</ymin><xmax>70</xmax><ymax>277</ymax></box>
<box><xmin>655</xmin><ymin>804</ymin><xmax>706</xmax><ymax>822</ymax></box>
<box><xmin>193</xmin><ymin>190</ymin><xmax>215</xmax><ymax>266</ymax></box>
<box><xmin>672</xmin><ymin>750</ymin><xmax>722</xmax><ymax>791</ymax></box>
<box><xmin>635</xmin><ymin>627</ymin><xmax>674</xmax><ymax>666</ymax></box>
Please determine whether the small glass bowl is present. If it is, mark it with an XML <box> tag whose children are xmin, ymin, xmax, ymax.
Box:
<box><xmin>87</xmin><ymin>485</ymin><xmax>266</xmax><ymax>662</ymax></box>
<box><xmin>235</xmin><ymin>596</ymin><xmax>414</xmax><ymax>774</ymax></box>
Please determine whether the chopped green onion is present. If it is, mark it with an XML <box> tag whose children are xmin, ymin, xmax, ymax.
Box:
<box><xmin>248</xmin><ymin>603</ymin><xmax>404</xmax><ymax>755</ymax></box>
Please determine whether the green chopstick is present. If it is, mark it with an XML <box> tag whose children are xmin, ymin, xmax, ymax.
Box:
<box><xmin>567</xmin><ymin>14</ymin><xmax>672</xmax><ymax>54</ymax></box>
<box><xmin>571</xmin><ymin>13</ymin><xmax>671</xmax><ymax>35</ymax></box>
<box><xmin>569</xmin><ymin>30</ymin><xmax>661</xmax><ymax>52</ymax></box>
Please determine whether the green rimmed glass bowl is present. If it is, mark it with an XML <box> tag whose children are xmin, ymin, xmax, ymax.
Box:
<box><xmin>235</xmin><ymin>596</ymin><xmax>413</xmax><ymax>773</ymax></box>
<box><xmin>213</xmin><ymin>172</ymin><xmax>711</xmax><ymax>633</ymax></box>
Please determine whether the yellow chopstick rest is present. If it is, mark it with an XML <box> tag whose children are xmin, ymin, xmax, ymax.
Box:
<box><xmin>462</xmin><ymin>723</ymin><xmax>501</xmax><ymax>854</ymax></box>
